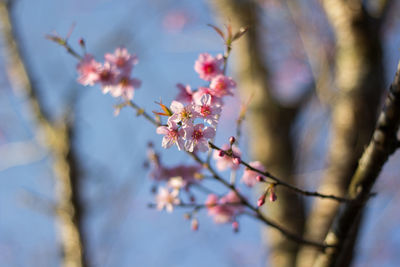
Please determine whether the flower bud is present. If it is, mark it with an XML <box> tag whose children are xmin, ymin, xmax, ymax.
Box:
<box><xmin>269</xmin><ymin>191</ymin><xmax>277</xmax><ymax>202</ymax></box>
<box><xmin>229</xmin><ymin>136</ymin><xmax>236</xmax><ymax>145</ymax></box>
<box><xmin>232</xmin><ymin>221</ymin><xmax>239</xmax><ymax>233</ymax></box>
<box><xmin>257</xmin><ymin>194</ymin><xmax>266</xmax><ymax>207</ymax></box>
<box><xmin>218</xmin><ymin>150</ymin><xmax>225</xmax><ymax>157</ymax></box>
<box><xmin>79</xmin><ymin>38</ymin><xmax>85</xmax><ymax>47</ymax></box>
<box><xmin>256</xmin><ymin>175</ymin><xmax>264</xmax><ymax>182</ymax></box>
<box><xmin>233</xmin><ymin>157</ymin><xmax>241</xmax><ymax>165</ymax></box>
<box><xmin>191</xmin><ymin>218</ymin><xmax>199</xmax><ymax>231</ymax></box>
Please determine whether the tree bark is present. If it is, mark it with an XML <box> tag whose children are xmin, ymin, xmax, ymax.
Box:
<box><xmin>297</xmin><ymin>1</ymin><xmax>385</xmax><ymax>266</ymax></box>
<box><xmin>0</xmin><ymin>2</ymin><xmax>88</xmax><ymax>267</ymax></box>
<box><xmin>210</xmin><ymin>1</ymin><xmax>305</xmax><ymax>266</ymax></box>
<box><xmin>313</xmin><ymin>59</ymin><xmax>400</xmax><ymax>267</ymax></box>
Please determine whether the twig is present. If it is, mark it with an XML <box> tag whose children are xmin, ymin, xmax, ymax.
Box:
<box><xmin>209</xmin><ymin>141</ymin><xmax>350</xmax><ymax>202</ymax></box>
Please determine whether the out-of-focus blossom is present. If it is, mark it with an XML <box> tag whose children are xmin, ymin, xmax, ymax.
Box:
<box><xmin>156</xmin><ymin>187</ymin><xmax>180</xmax><ymax>213</ymax></box>
<box><xmin>205</xmin><ymin>191</ymin><xmax>243</xmax><ymax>224</ymax></box>
<box><xmin>241</xmin><ymin>161</ymin><xmax>265</xmax><ymax>187</ymax></box>
<box><xmin>209</xmin><ymin>75</ymin><xmax>236</xmax><ymax>97</ymax></box>
<box><xmin>184</xmin><ymin>124</ymin><xmax>215</xmax><ymax>152</ymax></box>
<box><xmin>162</xmin><ymin>10</ymin><xmax>189</xmax><ymax>33</ymax></box>
<box><xmin>194</xmin><ymin>53</ymin><xmax>223</xmax><ymax>81</ymax></box>
<box><xmin>76</xmin><ymin>54</ymin><xmax>101</xmax><ymax>86</ymax></box>
<box><xmin>109</xmin><ymin>76</ymin><xmax>141</xmax><ymax>101</ymax></box>
<box><xmin>213</xmin><ymin>144</ymin><xmax>241</xmax><ymax>171</ymax></box>
<box><xmin>105</xmin><ymin>47</ymin><xmax>138</xmax><ymax>74</ymax></box>
<box><xmin>175</xmin><ymin>83</ymin><xmax>193</xmax><ymax>103</ymax></box>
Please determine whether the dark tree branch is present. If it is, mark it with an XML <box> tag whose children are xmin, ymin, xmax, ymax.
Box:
<box><xmin>313</xmin><ymin>60</ymin><xmax>400</xmax><ymax>267</ymax></box>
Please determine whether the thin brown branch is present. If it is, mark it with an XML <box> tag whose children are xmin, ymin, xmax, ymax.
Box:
<box><xmin>208</xmin><ymin>142</ymin><xmax>350</xmax><ymax>202</ymax></box>
<box><xmin>125</xmin><ymin>101</ymin><xmax>329</xmax><ymax>249</ymax></box>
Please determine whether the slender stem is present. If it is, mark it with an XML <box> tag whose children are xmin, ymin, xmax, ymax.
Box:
<box><xmin>125</xmin><ymin>96</ymin><xmax>332</xmax><ymax>249</ymax></box>
<box><xmin>209</xmin><ymin>141</ymin><xmax>350</xmax><ymax>203</ymax></box>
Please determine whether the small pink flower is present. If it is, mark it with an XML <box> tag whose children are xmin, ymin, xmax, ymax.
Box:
<box><xmin>109</xmin><ymin>76</ymin><xmax>141</xmax><ymax>100</ymax></box>
<box><xmin>194</xmin><ymin>53</ymin><xmax>223</xmax><ymax>81</ymax></box>
<box><xmin>76</xmin><ymin>54</ymin><xmax>101</xmax><ymax>86</ymax></box>
<box><xmin>241</xmin><ymin>161</ymin><xmax>265</xmax><ymax>187</ymax></box>
<box><xmin>205</xmin><ymin>191</ymin><xmax>243</xmax><ymax>224</ymax></box>
<box><xmin>194</xmin><ymin>94</ymin><xmax>221</xmax><ymax>126</ymax></box>
<box><xmin>175</xmin><ymin>83</ymin><xmax>193</xmax><ymax>103</ymax></box>
<box><xmin>156</xmin><ymin>187</ymin><xmax>180</xmax><ymax>213</ymax></box>
<box><xmin>184</xmin><ymin>124</ymin><xmax>215</xmax><ymax>152</ymax></box>
<box><xmin>156</xmin><ymin>120</ymin><xmax>185</xmax><ymax>150</ymax></box>
<box><xmin>213</xmin><ymin>144</ymin><xmax>242</xmax><ymax>171</ymax></box>
<box><xmin>209</xmin><ymin>75</ymin><xmax>236</xmax><ymax>97</ymax></box>
<box><xmin>105</xmin><ymin>47</ymin><xmax>138</xmax><ymax>74</ymax></box>
<box><xmin>192</xmin><ymin>87</ymin><xmax>223</xmax><ymax>106</ymax></box>
<box><xmin>169</xmin><ymin>101</ymin><xmax>197</xmax><ymax>125</ymax></box>
<box><xmin>98</xmin><ymin>62</ymin><xmax>118</xmax><ymax>93</ymax></box>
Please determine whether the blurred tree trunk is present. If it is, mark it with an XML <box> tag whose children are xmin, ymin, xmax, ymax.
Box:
<box><xmin>211</xmin><ymin>1</ymin><xmax>305</xmax><ymax>266</ymax></box>
<box><xmin>0</xmin><ymin>2</ymin><xmax>88</xmax><ymax>267</ymax></box>
<box><xmin>297</xmin><ymin>1</ymin><xmax>386</xmax><ymax>266</ymax></box>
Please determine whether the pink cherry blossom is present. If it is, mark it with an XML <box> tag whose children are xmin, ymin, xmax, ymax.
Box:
<box><xmin>169</xmin><ymin>101</ymin><xmax>197</xmax><ymax>125</ymax></box>
<box><xmin>194</xmin><ymin>94</ymin><xmax>221</xmax><ymax>126</ymax></box>
<box><xmin>175</xmin><ymin>83</ymin><xmax>193</xmax><ymax>103</ymax></box>
<box><xmin>105</xmin><ymin>47</ymin><xmax>138</xmax><ymax>74</ymax></box>
<box><xmin>192</xmin><ymin>87</ymin><xmax>223</xmax><ymax>106</ymax></box>
<box><xmin>209</xmin><ymin>75</ymin><xmax>236</xmax><ymax>97</ymax></box>
<box><xmin>184</xmin><ymin>124</ymin><xmax>215</xmax><ymax>152</ymax></box>
<box><xmin>213</xmin><ymin>144</ymin><xmax>242</xmax><ymax>171</ymax></box>
<box><xmin>76</xmin><ymin>54</ymin><xmax>101</xmax><ymax>86</ymax></box>
<box><xmin>156</xmin><ymin>187</ymin><xmax>180</xmax><ymax>213</ymax></box>
<box><xmin>156</xmin><ymin>120</ymin><xmax>185</xmax><ymax>150</ymax></box>
<box><xmin>109</xmin><ymin>76</ymin><xmax>141</xmax><ymax>100</ymax></box>
<box><xmin>194</xmin><ymin>53</ymin><xmax>223</xmax><ymax>81</ymax></box>
<box><xmin>98</xmin><ymin>62</ymin><xmax>118</xmax><ymax>93</ymax></box>
<box><xmin>205</xmin><ymin>191</ymin><xmax>243</xmax><ymax>224</ymax></box>
<box><xmin>241</xmin><ymin>161</ymin><xmax>265</xmax><ymax>187</ymax></box>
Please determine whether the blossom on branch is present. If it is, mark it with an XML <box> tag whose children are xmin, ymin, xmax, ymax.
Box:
<box><xmin>156</xmin><ymin>120</ymin><xmax>185</xmax><ymax>150</ymax></box>
<box><xmin>213</xmin><ymin>144</ymin><xmax>242</xmax><ymax>171</ymax></box>
<box><xmin>209</xmin><ymin>75</ymin><xmax>236</xmax><ymax>97</ymax></box>
<box><xmin>155</xmin><ymin>187</ymin><xmax>180</xmax><ymax>213</ymax></box>
<box><xmin>76</xmin><ymin>54</ymin><xmax>101</xmax><ymax>86</ymax></box>
<box><xmin>241</xmin><ymin>161</ymin><xmax>266</xmax><ymax>187</ymax></box>
<box><xmin>194</xmin><ymin>53</ymin><xmax>223</xmax><ymax>81</ymax></box>
<box><xmin>184</xmin><ymin>124</ymin><xmax>216</xmax><ymax>152</ymax></box>
<box><xmin>205</xmin><ymin>191</ymin><xmax>243</xmax><ymax>224</ymax></box>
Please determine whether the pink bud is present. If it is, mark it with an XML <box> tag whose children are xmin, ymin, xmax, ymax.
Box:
<box><xmin>233</xmin><ymin>157</ymin><xmax>241</xmax><ymax>165</ymax></box>
<box><xmin>229</xmin><ymin>136</ymin><xmax>236</xmax><ymax>145</ymax></box>
<box><xmin>191</xmin><ymin>219</ymin><xmax>199</xmax><ymax>231</ymax></box>
<box><xmin>218</xmin><ymin>150</ymin><xmax>225</xmax><ymax>157</ymax></box>
<box><xmin>269</xmin><ymin>192</ymin><xmax>277</xmax><ymax>202</ymax></box>
<box><xmin>257</xmin><ymin>195</ymin><xmax>266</xmax><ymax>207</ymax></box>
<box><xmin>232</xmin><ymin>221</ymin><xmax>239</xmax><ymax>233</ymax></box>
<box><xmin>256</xmin><ymin>175</ymin><xmax>264</xmax><ymax>182</ymax></box>
<box><xmin>79</xmin><ymin>38</ymin><xmax>85</xmax><ymax>47</ymax></box>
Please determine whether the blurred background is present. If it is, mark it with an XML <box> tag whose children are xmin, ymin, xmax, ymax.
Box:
<box><xmin>0</xmin><ymin>0</ymin><xmax>400</xmax><ymax>266</ymax></box>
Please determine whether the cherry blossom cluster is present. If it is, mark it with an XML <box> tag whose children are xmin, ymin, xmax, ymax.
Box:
<box><xmin>156</xmin><ymin>53</ymin><xmax>236</xmax><ymax>153</ymax></box>
<box><xmin>76</xmin><ymin>47</ymin><xmax>141</xmax><ymax>100</ymax></box>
